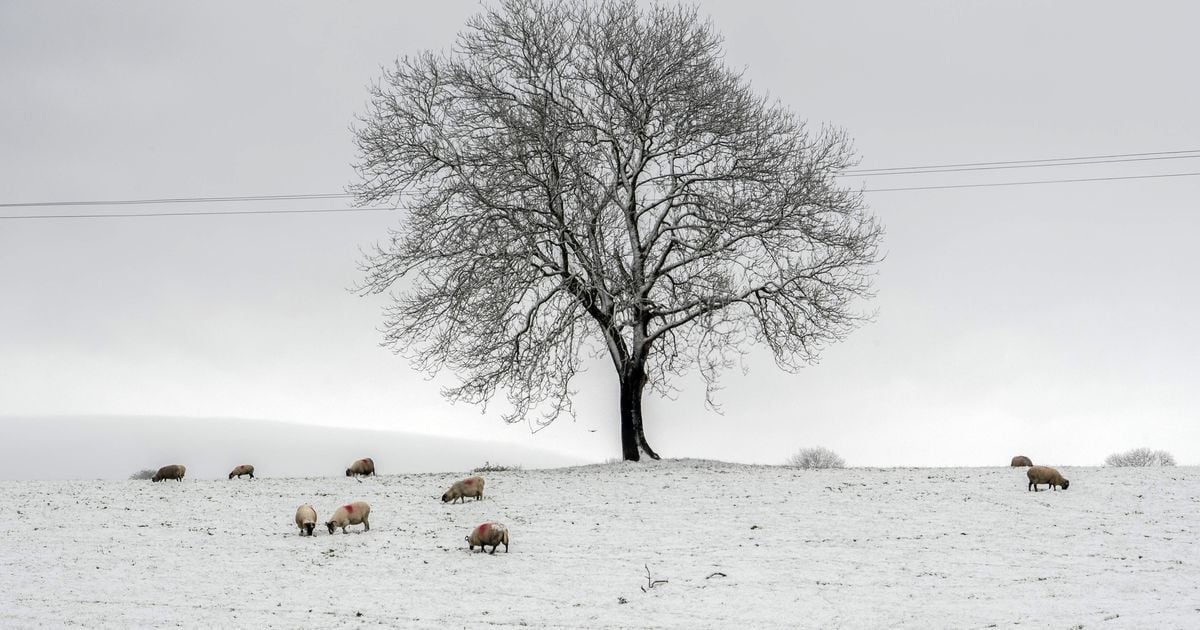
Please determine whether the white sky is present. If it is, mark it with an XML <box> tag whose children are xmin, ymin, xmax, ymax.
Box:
<box><xmin>2</xmin><ymin>1</ymin><xmax>1198</xmax><ymax>467</ymax></box>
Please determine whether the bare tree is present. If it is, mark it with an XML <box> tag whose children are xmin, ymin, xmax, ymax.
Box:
<box><xmin>129</xmin><ymin>468</ymin><xmax>156</xmax><ymax>480</ymax></box>
<box><xmin>1105</xmin><ymin>447</ymin><xmax>1176</xmax><ymax>467</ymax></box>
<box><xmin>787</xmin><ymin>446</ymin><xmax>846</xmax><ymax>470</ymax></box>
<box><xmin>352</xmin><ymin>0</ymin><xmax>882</xmax><ymax>461</ymax></box>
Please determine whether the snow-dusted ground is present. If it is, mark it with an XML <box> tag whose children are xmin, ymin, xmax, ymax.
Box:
<box><xmin>2</xmin><ymin>461</ymin><xmax>1197</xmax><ymax>628</ymax></box>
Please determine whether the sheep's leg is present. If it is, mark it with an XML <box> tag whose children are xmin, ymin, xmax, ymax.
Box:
<box><xmin>363</xmin><ymin>518</ymin><xmax>370</xmax><ymax>532</ymax></box>
<box><xmin>488</xmin><ymin>545</ymin><xmax>496</xmax><ymax>555</ymax></box>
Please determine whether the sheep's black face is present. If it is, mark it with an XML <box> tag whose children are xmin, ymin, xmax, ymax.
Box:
<box><xmin>304</xmin><ymin>523</ymin><xmax>315</xmax><ymax>536</ymax></box>
<box><xmin>326</xmin><ymin>521</ymin><xmax>336</xmax><ymax>534</ymax></box>
<box><xmin>345</xmin><ymin>469</ymin><xmax>352</xmax><ymax>476</ymax></box>
<box><xmin>441</xmin><ymin>493</ymin><xmax>450</xmax><ymax>503</ymax></box>
<box><xmin>1061</xmin><ymin>480</ymin><xmax>1069</xmax><ymax>490</ymax></box>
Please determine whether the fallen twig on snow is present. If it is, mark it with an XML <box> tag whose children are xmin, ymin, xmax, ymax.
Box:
<box><xmin>640</xmin><ymin>564</ymin><xmax>668</xmax><ymax>592</ymax></box>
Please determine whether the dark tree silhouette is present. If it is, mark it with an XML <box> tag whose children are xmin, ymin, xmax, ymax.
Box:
<box><xmin>352</xmin><ymin>0</ymin><xmax>882</xmax><ymax>460</ymax></box>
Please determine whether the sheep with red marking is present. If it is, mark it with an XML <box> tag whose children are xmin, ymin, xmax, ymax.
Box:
<box><xmin>1027</xmin><ymin>465</ymin><xmax>1069</xmax><ymax>491</ymax></box>
<box><xmin>228</xmin><ymin>464</ymin><xmax>255</xmax><ymax>479</ymax></box>
<box><xmin>466</xmin><ymin>522</ymin><xmax>509</xmax><ymax>554</ymax></box>
<box><xmin>151</xmin><ymin>464</ymin><xmax>186</xmax><ymax>482</ymax></box>
<box><xmin>295</xmin><ymin>504</ymin><xmax>317</xmax><ymax>536</ymax></box>
<box><xmin>345</xmin><ymin>458</ymin><xmax>375</xmax><ymax>477</ymax></box>
<box><xmin>442</xmin><ymin>475</ymin><xmax>485</xmax><ymax>504</ymax></box>
<box><xmin>326</xmin><ymin>501</ymin><xmax>371</xmax><ymax>534</ymax></box>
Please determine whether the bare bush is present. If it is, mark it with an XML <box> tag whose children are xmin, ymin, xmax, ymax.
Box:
<box><xmin>472</xmin><ymin>461</ymin><xmax>523</xmax><ymax>473</ymax></box>
<box><xmin>787</xmin><ymin>447</ymin><xmax>846</xmax><ymax>469</ymax></box>
<box><xmin>1104</xmin><ymin>448</ymin><xmax>1176</xmax><ymax>467</ymax></box>
<box><xmin>129</xmin><ymin>468</ymin><xmax>156</xmax><ymax>480</ymax></box>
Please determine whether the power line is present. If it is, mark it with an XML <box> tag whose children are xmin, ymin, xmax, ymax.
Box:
<box><xmin>844</xmin><ymin>148</ymin><xmax>1200</xmax><ymax>175</ymax></box>
<box><xmin>0</xmin><ymin>192</ymin><xmax>352</xmax><ymax>209</ymax></box>
<box><xmin>6</xmin><ymin>149</ymin><xmax>1200</xmax><ymax>210</ymax></box>
<box><xmin>3</xmin><ymin>151</ymin><xmax>1200</xmax><ymax>218</ymax></box>
<box><xmin>7</xmin><ymin>169</ymin><xmax>1190</xmax><ymax>218</ymax></box>
<box><xmin>863</xmin><ymin>171</ymin><xmax>1200</xmax><ymax>193</ymax></box>
<box><xmin>0</xmin><ymin>207</ymin><xmax>393</xmax><ymax>221</ymax></box>
<box><xmin>846</xmin><ymin>153</ymin><xmax>1200</xmax><ymax>177</ymax></box>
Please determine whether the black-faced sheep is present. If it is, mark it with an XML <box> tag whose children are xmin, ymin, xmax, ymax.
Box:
<box><xmin>295</xmin><ymin>504</ymin><xmax>317</xmax><ymax>536</ymax></box>
<box><xmin>442</xmin><ymin>476</ymin><xmax>485</xmax><ymax>504</ymax></box>
<box><xmin>1027</xmin><ymin>465</ymin><xmax>1069</xmax><ymax>491</ymax></box>
<box><xmin>151</xmin><ymin>464</ymin><xmax>186</xmax><ymax>482</ymax></box>
<box><xmin>1010</xmin><ymin>455</ymin><xmax>1033</xmax><ymax>467</ymax></box>
<box><xmin>345</xmin><ymin>458</ymin><xmax>375</xmax><ymax>477</ymax></box>
<box><xmin>326</xmin><ymin>501</ymin><xmax>371</xmax><ymax>534</ymax></box>
<box><xmin>467</xmin><ymin>522</ymin><xmax>509</xmax><ymax>554</ymax></box>
<box><xmin>229</xmin><ymin>464</ymin><xmax>255</xmax><ymax>479</ymax></box>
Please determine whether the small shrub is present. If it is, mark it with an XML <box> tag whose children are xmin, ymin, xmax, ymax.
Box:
<box><xmin>787</xmin><ymin>446</ymin><xmax>846</xmax><ymax>469</ymax></box>
<box><xmin>1104</xmin><ymin>448</ymin><xmax>1176</xmax><ymax>467</ymax></box>
<box><xmin>472</xmin><ymin>461</ymin><xmax>523</xmax><ymax>473</ymax></box>
<box><xmin>129</xmin><ymin>468</ymin><xmax>157</xmax><ymax>480</ymax></box>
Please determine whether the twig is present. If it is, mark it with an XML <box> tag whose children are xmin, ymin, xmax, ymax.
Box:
<box><xmin>641</xmin><ymin>564</ymin><xmax>668</xmax><ymax>592</ymax></box>
<box><xmin>705</xmin><ymin>572</ymin><xmax>726</xmax><ymax>579</ymax></box>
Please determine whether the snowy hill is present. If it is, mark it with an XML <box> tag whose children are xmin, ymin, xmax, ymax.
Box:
<box><xmin>0</xmin><ymin>416</ymin><xmax>584</xmax><ymax>480</ymax></box>
<box><xmin>1</xmin><ymin>460</ymin><xmax>1196</xmax><ymax>628</ymax></box>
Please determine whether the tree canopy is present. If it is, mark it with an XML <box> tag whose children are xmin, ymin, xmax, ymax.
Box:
<box><xmin>353</xmin><ymin>0</ymin><xmax>882</xmax><ymax>460</ymax></box>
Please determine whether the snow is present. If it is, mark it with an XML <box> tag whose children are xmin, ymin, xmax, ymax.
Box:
<box><xmin>2</xmin><ymin>461</ymin><xmax>1198</xmax><ymax>628</ymax></box>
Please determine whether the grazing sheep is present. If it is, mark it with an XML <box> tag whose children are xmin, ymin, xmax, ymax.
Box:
<box><xmin>1027</xmin><ymin>465</ymin><xmax>1069</xmax><ymax>491</ymax></box>
<box><xmin>295</xmin><ymin>504</ymin><xmax>317</xmax><ymax>536</ymax></box>
<box><xmin>151</xmin><ymin>464</ymin><xmax>186</xmax><ymax>482</ymax></box>
<box><xmin>1010</xmin><ymin>455</ymin><xmax>1033</xmax><ymax>467</ymax></box>
<box><xmin>466</xmin><ymin>522</ymin><xmax>509</xmax><ymax>554</ymax></box>
<box><xmin>442</xmin><ymin>476</ymin><xmax>485</xmax><ymax>504</ymax></box>
<box><xmin>326</xmin><ymin>501</ymin><xmax>371</xmax><ymax>534</ymax></box>
<box><xmin>228</xmin><ymin>464</ymin><xmax>255</xmax><ymax>479</ymax></box>
<box><xmin>345</xmin><ymin>458</ymin><xmax>375</xmax><ymax>478</ymax></box>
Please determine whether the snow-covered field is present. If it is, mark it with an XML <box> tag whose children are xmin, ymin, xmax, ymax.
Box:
<box><xmin>2</xmin><ymin>461</ymin><xmax>1198</xmax><ymax>628</ymax></box>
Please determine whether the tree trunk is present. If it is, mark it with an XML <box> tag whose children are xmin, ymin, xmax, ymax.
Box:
<box><xmin>619</xmin><ymin>361</ymin><xmax>660</xmax><ymax>461</ymax></box>
<box><xmin>637</xmin><ymin>420</ymin><xmax>660</xmax><ymax>460</ymax></box>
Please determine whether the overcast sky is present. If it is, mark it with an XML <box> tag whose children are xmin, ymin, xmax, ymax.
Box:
<box><xmin>2</xmin><ymin>1</ymin><xmax>1198</xmax><ymax>468</ymax></box>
